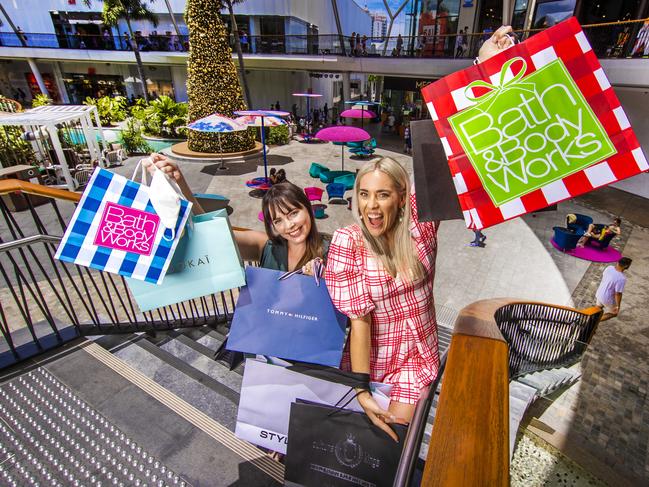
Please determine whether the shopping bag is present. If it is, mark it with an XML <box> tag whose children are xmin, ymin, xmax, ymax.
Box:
<box><xmin>411</xmin><ymin>119</ymin><xmax>463</xmax><ymax>222</ymax></box>
<box><xmin>284</xmin><ymin>400</ymin><xmax>408</xmax><ymax>487</ymax></box>
<box><xmin>235</xmin><ymin>358</ymin><xmax>392</xmax><ymax>455</ymax></box>
<box><xmin>125</xmin><ymin>209</ymin><xmax>245</xmax><ymax>312</ymax></box>
<box><xmin>55</xmin><ymin>166</ymin><xmax>192</xmax><ymax>284</ymax></box>
<box><xmin>421</xmin><ymin>17</ymin><xmax>647</xmax><ymax>230</ymax></box>
<box><xmin>226</xmin><ymin>266</ymin><xmax>347</xmax><ymax>366</ymax></box>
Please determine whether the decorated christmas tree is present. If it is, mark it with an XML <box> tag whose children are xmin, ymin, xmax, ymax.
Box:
<box><xmin>185</xmin><ymin>0</ymin><xmax>254</xmax><ymax>152</ymax></box>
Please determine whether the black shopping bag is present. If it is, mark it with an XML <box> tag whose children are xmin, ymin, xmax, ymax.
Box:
<box><xmin>285</xmin><ymin>400</ymin><xmax>408</xmax><ymax>487</ymax></box>
<box><xmin>411</xmin><ymin>119</ymin><xmax>463</xmax><ymax>222</ymax></box>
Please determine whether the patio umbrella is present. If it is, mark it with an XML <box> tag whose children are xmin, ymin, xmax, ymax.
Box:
<box><xmin>316</xmin><ymin>126</ymin><xmax>370</xmax><ymax>171</ymax></box>
<box><xmin>187</xmin><ymin>113</ymin><xmax>248</xmax><ymax>171</ymax></box>
<box><xmin>344</xmin><ymin>100</ymin><xmax>378</xmax><ymax>128</ymax></box>
<box><xmin>234</xmin><ymin>110</ymin><xmax>289</xmax><ymax>181</ymax></box>
<box><xmin>292</xmin><ymin>93</ymin><xmax>322</xmax><ymax>135</ymax></box>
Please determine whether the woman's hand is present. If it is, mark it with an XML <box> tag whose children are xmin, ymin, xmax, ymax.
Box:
<box><xmin>477</xmin><ymin>25</ymin><xmax>515</xmax><ymax>63</ymax></box>
<box><xmin>301</xmin><ymin>258</ymin><xmax>323</xmax><ymax>277</ymax></box>
<box><xmin>356</xmin><ymin>390</ymin><xmax>402</xmax><ymax>442</ymax></box>
<box><xmin>141</xmin><ymin>153</ymin><xmax>205</xmax><ymax>214</ymax></box>
<box><xmin>141</xmin><ymin>153</ymin><xmax>186</xmax><ymax>185</ymax></box>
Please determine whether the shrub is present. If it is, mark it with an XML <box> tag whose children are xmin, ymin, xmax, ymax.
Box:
<box><xmin>31</xmin><ymin>94</ymin><xmax>52</xmax><ymax>107</ymax></box>
<box><xmin>85</xmin><ymin>95</ymin><xmax>127</xmax><ymax>126</ymax></box>
<box><xmin>120</xmin><ymin>118</ymin><xmax>151</xmax><ymax>155</ymax></box>
<box><xmin>130</xmin><ymin>96</ymin><xmax>188</xmax><ymax>138</ymax></box>
<box><xmin>0</xmin><ymin>126</ymin><xmax>35</xmax><ymax>168</ymax></box>
<box><xmin>265</xmin><ymin>125</ymin><xmax>290</xmax><ymax>145</ymax></box>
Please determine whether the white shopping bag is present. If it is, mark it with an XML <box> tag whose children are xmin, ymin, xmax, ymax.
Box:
<box><xmin>235</xmin><ymin>358</ymin><xmax>392</xmax><ymax>454</ymax></box>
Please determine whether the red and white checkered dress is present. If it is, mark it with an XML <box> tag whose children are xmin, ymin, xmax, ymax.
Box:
<box><xmin>324</xmin><ymin>192</ymin><xmax>440</xmax><ymax>404</ymax></box>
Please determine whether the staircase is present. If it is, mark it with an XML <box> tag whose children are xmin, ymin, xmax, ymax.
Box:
<box><xmin>0</xmin><ymin>306</ymin><xmax>456</xmax><ymax>486</ymax></box>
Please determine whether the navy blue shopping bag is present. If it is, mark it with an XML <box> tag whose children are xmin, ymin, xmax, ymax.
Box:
<box><xmin>227</xmin><ymin>266</ymin><xmax>347</xmax><ymax>367</ymax></box>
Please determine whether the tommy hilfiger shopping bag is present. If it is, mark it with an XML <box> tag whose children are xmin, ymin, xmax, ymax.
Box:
<box><xmin>125</xmin><ymin>209</ymin><xmax>245</xmax><ymax>311</ymax></box>
<box><xmin>55</xmin><ymin>166</ymin><xmax>192</xmax><ymax>284</ymax></box>
<box><xmin>421</xmin><ymin>17</ymin><xmax>647</xmax><ymax>230</ymax></box>
<box><xmin>227</xmin><ymin>266</ymin><xmax>347</xmax><ymax>366</ymax></box>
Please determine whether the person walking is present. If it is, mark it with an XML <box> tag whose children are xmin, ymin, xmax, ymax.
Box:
<box><xmin>469</xmin><ymin>229</ymin><xmax>486</xmax><ymax>247</ymax></box>
<box><xmin>455</xmin><ymin>28</ymin><xmax>466</xmax><ymax>58</ymax></box>
<box><xmin>350</xmin><ymin>32</ymin><xmax>356</xmax><ymax>56</ymax></box>
<box><xmin>403</xmin><ymin>124</ymin><xmax>412</xmax><ymax>154</ymax></box>
<box><xmin>323</xmin><ymin>102</ymin><xmax>329</xmax><ymax>124</ymax></box>
<box><xmin>595</xmin><ymin>257</ymin><xmax>632</xmax><ymax>321</ymax></box>
<box><xmin>396</xmin><ymin>34</ymin><xmax>404</xmax><ymax>56</ymax></box>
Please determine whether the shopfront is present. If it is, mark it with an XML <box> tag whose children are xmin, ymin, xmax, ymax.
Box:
<box><xmin>381</xmin><ymin>76</ymin><xmax>435</xmax><ymax>125</ymax></box>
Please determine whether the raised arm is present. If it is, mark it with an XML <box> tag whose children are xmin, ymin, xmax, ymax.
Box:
<box><xmin>349</xmin><ymin>315</ymin><xmax>399</xmax><ymax>442</ymax></box>
<box><xmin>232</xmin><ymin>228</ymin><xmax>268</xmax><ymax>262</ymax></box>
<box><xmin>141</xmin><ymin>153</ymin><xmax>205</xmax><ymax>214</ymax></box>
<box><xmin>143</xmin><ymin>153</ymin><xmax>269</xmax><ymax>262</ymax></box>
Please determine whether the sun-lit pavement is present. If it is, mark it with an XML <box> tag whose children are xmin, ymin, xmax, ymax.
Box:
<box><xmin>113</xmin><ymin>133</ymin><xmax>649</xmax><ymax>485</ymax></box>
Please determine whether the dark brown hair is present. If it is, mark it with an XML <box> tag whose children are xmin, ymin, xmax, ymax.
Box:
<box><xmin>262</xmin><ymin>182</ymin><xmax>325</xmax><ymax>269</ymax></box>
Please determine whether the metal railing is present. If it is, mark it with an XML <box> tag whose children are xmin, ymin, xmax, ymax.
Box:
<box><xmin>0</xmin><ymin>180</ymin><xmax>238</xmax><ymax>368</ymax></box>
<box><xmin>1</xmin><ymin>19</ymin><xmax>647</xmax><ymax>59</ymax></box>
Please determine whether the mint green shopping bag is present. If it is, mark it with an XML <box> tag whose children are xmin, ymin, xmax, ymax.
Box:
<box><xmin>126</xmin><ymin>209</ymin><xmax>245</xmax><ymax>312</ymax></box>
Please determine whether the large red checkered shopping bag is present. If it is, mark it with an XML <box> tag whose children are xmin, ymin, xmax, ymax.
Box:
<box><xmin>421</xmin><ymin>17</ymin><xmax>648</xmax><ymax>230</ymax></box>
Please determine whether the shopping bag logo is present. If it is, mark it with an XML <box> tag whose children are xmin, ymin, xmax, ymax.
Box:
<box><xmin>94</xmin><ymin>202</ymin><xmax>160</xmax><ymax>255</ymax></box>
<box><xmin>449</xmin><ymin>57</ymin><xmax>616</xmax><ymax>206</ymax></box>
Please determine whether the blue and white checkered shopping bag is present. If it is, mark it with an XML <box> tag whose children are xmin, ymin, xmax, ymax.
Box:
<box><xmin>55</xmin><ymin>167</ymin><xmax>192</xmax><ymax>284</ymax></box>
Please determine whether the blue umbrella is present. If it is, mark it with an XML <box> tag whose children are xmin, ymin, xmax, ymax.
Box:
<box><xmin>234</xmin><ymin>110</ymin><xmax>289</xmax><ymax>181</ymax></box>
<box><xmin>187</xmin><ymin>114</ymin><xmax>248</xmax><ymax>170</ymax></box>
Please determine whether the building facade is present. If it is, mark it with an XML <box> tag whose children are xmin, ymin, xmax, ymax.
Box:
<box><xmin>0</xmin><ymin>0</ymin><xmax>371</xmax><ymax>113</ymax></box>
<box><xmin>371</xmin><ymin>13</ymin><xmax>388</xmax><ymax>40</ymax></box>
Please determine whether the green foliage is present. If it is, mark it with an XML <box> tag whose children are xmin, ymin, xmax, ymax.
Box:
<box><xmin>130</xmin><ymin>96</ymin><xmax>188</xmax><ymax>138</ymax></box>
<box><xmin>83</xmin><ymin>0</ymin><xmax>158</xmax><ymax>27</ymax></box>
<box><xmin>265</xmin><ymin>125</ymin><xmax>289</xmax><ymax>146</ymax></box>
<box><xmin>32</xmin><ymin>94</ymin><xmax>53</xmax><ymax>107</ymax></box>
<box><xmin>85</xmin><ymin>95</ymin><xmax>127</xmax><ymax>126</ymax></box>
<box><xmin>120</xmin><ymin>117</ymin><xmax>151</xmax><ymax>154</ymax></box>
<box><xmin>0</xmin><ymin>126</ymin><xmax>36</xmax><ymax>168</ymax></box>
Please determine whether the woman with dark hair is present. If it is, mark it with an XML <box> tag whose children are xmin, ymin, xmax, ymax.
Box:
<box><xmin>141</xmin><ymin>154</ymin><xmax>329</xmax><ymax>272</ymax></box>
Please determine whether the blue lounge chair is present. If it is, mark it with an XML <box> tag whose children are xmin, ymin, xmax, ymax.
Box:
<box><xmin>319</xmin><ymin>170</ymin><xmax>353</xmax><ymax>184</ymax></box>
<box><xmin>326</xmin><ymin>183</ymin><xmax>346</xmax><ymax>202</ymax></box>
<box><xmin>309</xmin><ymin>163</ymin><xmax>329</xmax><ymax>179</ymax></box>
<box><xmin>334</xmin><ymin>173</ymin><xmax>356</xmax><ymax>190</ymax></box>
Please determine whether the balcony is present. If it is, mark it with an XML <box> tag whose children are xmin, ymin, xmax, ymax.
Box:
<box><xmin>0</xmin><ymin>21</ymin><xmax>647</xmax><ymax>85</ymax></box>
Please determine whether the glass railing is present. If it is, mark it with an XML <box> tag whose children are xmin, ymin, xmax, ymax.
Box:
<box><xmin>0</xmin><ymin>19</ymin><xmax>647</xmax><ymax>60</ymax></box>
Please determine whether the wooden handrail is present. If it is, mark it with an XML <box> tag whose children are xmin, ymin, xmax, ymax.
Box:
<box><xmin>423</xmin><ymin>299</ymin><xmax>510</xmax><ymax>487</ymax></box>
<box><xmin>0</xmin><ymin>179</ymin><xmax>81</xmax><ymax>203</ymax></box>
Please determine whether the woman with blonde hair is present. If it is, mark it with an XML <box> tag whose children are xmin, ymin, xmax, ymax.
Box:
<box><xmin>325</xmin><ymin>24</ymin><xmax>517</xmax><ymax>441</ymax></box>
<box><xmin>324</xmin><ymin>156</ymin><xmax>438</xmax><ymax>441</ymax></box>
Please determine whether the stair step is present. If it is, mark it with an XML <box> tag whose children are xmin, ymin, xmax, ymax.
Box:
<box><xmin>111</xmin><ymin>338</ymin><xmax>240</xmax><ymax>431</ymax></box>
<box><xmin>156</xmin><ymin>334</ymin><xmax>244</xmax><ymax>395</ymax></box>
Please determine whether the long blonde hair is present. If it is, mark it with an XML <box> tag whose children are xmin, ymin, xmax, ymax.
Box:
<box><xmin>352</xmin><ymin>157</ymin><xmax>425</xmax><ymax>281</ymax></box>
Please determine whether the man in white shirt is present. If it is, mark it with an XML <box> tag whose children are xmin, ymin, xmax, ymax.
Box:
<box><xmin>595</xmin><ymin>257</ymin><xmax>632</xmax><ymax>321</ymax></box>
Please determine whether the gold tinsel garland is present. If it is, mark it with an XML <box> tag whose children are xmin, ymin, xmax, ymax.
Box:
<box><xmin>185</xmin><ymin>0</ymin><xmax>254</xmax><ymax>153</ymax></box>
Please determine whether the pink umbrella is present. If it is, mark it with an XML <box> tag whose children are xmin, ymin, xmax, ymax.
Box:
<box><xmin>341</xmin><ymin>108</ymin><xmax>377</xmax><ymax>119</ymax></box>
<box><xmin>316</xmin><ymin>126</ymin><xmax>370</xmax><ymax>170</ymax></box>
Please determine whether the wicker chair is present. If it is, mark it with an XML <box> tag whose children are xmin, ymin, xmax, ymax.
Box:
<box><xmin>0</xmin><ymin>97</ymin><xmax>22</xmax><ymax>113</ymax></box>
<box><xmin>494</xmin><ymin>302</ymin><xmax>603</xmax><ymax>379</ymax></box>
